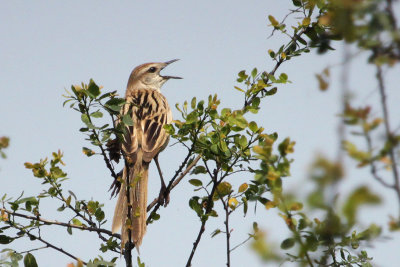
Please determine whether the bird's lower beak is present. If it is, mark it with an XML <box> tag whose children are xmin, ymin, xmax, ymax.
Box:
<box><xmin>162</xmin><ymin>59</ymin><xmax>182</xmax><ymax>79</ymax></box>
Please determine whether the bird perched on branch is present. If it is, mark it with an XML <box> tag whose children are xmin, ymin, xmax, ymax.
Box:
<box><xmin>111</xmin><ymin>59</ymin><xmax>181</xmax><ymax>250</ymax></box>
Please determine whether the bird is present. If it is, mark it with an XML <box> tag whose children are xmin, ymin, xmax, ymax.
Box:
<box><xmin>111</xmin><ymin>59</ymin><xmax>181</xmax><ymax>251</ymax></box>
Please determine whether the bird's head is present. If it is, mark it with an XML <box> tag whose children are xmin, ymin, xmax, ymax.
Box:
<box><xmin>127</xmin><ymin>59</ymin><xmax>182</xmax><ymax>91</ymax></box>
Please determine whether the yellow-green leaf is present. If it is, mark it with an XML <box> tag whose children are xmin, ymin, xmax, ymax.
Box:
<box><xmin>238</xmin><ymin>183</ymin><xmax>248</xmax><ymax>193</ymax></box>
<box><xmin>228</xmin><ymin>198</ymin><xmax>239</xmax><ymax>209</ymax></box>
<box><xmin>268</xmin><ymin>15</ymin><xmax>279</xmax><ymax>27</ymax></box>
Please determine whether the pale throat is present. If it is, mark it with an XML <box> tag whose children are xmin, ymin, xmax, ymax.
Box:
<box><xmin>128</xmin><ymin>80</ymin><xmax>164</xmax><ymax>92</ymax></box>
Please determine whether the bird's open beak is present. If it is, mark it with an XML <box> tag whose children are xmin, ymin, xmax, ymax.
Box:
<box><xmin>162</xmin><ymin>59</ymin><xmax>182</xmax><ymax>79</ymax></box>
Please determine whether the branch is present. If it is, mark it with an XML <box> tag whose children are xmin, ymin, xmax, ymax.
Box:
<box><xmin>220</xmin><ymin>194</ymin><xmax>231</xmax><ymax>267</ymax></box>
<box><xmin>83</xmin><ymin>103</ymin><xmax>119</xmax><ymax>182</ymax></box>
<box><xmin>230</xmin><ymin>236</ymin><xmax>252</xmax><ymax>252</ymax></box>
<box><xmin>244</xmin><ymin>27</ymin><xmax>308</xmax><ymax>108</ymax></box>
<box><xmin>186</xmin><ymin>169</ymin><xmax>220</xmax><ymax>267</ymax></box>
<box><xmin>12</xmin><ymin>223</ymin><xmax>87</xmax><ymax>265</ymax></box>
<box><xmin>364</xmin><ymin>129</ymin><xmax>395</xmax><ymax>189</ymax></box>
<box><xmin>122</xmin><ymin>158</ymin><xmax>133</xmax><ymax>267</ymax></box>
<box><xmin>376</xmin><ymin>65</ymin><xmax>400</xmax><ymax>216</ymax></box>
<box><xmin>4</xmin><ymin>209</ymin><xmax>119</xmax><ymax>238</ymax></box>
<box><xmin>385</xmin><ymin>0</ymin><xmax>400</xmax><ymax>54</ymax></box>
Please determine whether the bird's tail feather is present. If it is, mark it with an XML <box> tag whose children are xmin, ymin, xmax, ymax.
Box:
<box><xmin>112</xmin><ymin>157</ymin><xmax>149</xmax><ymax>251</ymax></box>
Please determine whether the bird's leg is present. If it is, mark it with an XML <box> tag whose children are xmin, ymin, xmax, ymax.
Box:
<box><xmin>154</xmin><ymin>155</ymin><xmax>170</xmax><ymax>206</ymax></box>
<box><xmin>109</xmin><ymin>169</ymin><xmax>123</xmax><ymax>199</ymax></box>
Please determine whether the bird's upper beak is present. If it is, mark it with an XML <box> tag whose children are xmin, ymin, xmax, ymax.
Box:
<box><xmin>161</xmin><ymin>59</ymin><xmax>182</xmax><ymax>79</ymax></box>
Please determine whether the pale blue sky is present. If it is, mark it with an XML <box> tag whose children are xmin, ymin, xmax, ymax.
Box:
<box><xmin>1</xmin><ymin>1</ymin><xmax>400</xmax><ymax>266</ymax></box>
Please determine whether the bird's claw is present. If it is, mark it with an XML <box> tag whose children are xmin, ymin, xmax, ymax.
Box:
<box><xmin>158</xmin><ymin>184</ymin><xmax>170</xmax><ymax>207</ymax></box>
<box><xmin>109</xmin><ymin>170</ymin><xmax>123</xmax><ymax>199</ymax></box>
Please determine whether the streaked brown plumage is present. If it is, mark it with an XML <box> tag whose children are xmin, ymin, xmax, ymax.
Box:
<box><xmin>112</xmin><ymin>60</ymin><xmax>181</xmax><ymax>250</ymax></box>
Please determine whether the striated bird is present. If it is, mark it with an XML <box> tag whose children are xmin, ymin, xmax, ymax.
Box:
<box><xmin>111</xmin><ymin>59</ymin><xmax>181</xmax><ymax>251</ymax></box>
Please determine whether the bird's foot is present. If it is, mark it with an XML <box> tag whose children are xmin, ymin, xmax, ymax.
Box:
<box><xmin>109</xmin><ymin>170</ymin><xmax>123</xmax><ymax>198</ymax></box>
<box><xmin>158</xmin><ymin>184</ymin><xmax>170</xmax><ymax>207</ymax></box>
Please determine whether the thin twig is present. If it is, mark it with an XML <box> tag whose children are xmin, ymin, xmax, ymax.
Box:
<box><xmin>245</xmin><ymin>26</ymin><xmax>308</xmax><ymax>107</ymax></box>
<box><xmin>186</xmin><ymin>220</ymin><xmax>206</xmax><ymax>267</ymax></box>
<box><xmin>364</xmin><ymin>129</ymin><xmax>394</xmax><ymax>189</ymax></box>
<box><xmin>13</xmin><ymin>224</ymin><xmax>86</xmax><ymax>265</ymax></box>
<box><xmin>220</xmin><ymin>194</ymin><xmax>231</xmax><ymax>267</ymax></box>
<box><xmin>84</xmin><ymin>103</ymin><xmax>119</xmax><ymax>181</ymax></box>
<box><xmin>19</xmin><ymin>246</ymin><xmax>48</xmax><ymax>254</ymax></box>
<box><xmin>230</xmin><ymin>236</ymin><xmax>252</xmax><ymax>252</ymax></box>
<box><xmin>376</xmin><ymin>65</ymin><xmax>400</xmax><ymax>217</ymax></box>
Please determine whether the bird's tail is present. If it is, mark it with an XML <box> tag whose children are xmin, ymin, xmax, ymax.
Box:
<box><xmin>112</xmin><ymin>157</ymin><xmax>149</xmax><ymax>251</ymax></box>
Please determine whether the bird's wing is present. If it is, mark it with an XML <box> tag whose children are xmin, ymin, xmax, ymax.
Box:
<box><xmin>122</xmin><ymin>89</ymin><xmax>172</xmax><ymax>163</ymax></box>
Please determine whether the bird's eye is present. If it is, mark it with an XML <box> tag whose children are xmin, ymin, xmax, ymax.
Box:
<box><xmin>148</xmin><ymin>67</ymin><xmax>157</xmax><ymax>73</ymax></box>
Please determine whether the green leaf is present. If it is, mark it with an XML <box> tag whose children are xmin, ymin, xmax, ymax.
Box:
<box><xmin>122</xmin><ymin>114</ymin><xmax>134</xmax><ymax>126</ymax></box>
<box><xmin>266</xmin><ymin>87</ymin><xmax>277</xmax><ymax>96</ymax></box>
<box><xmin>268</xmin><ymin>15</ymin><xmax>279</xmax><ymax>27</ymax></box>
<box><xmin>279</xmin><ymin>73</ymin><xmax>288</xmax><ymax>82</ymax></box>
<box><xmin>189</xmin><ymin>179</ymin><xmax>203</xmax><ymax>187</ymax></box>
<box><xmin>249</xmin><ymin>121</ymin><xmax>258</xmax><ymax>133</ymax></box>
<box><xmin>210</xmin><ymin>144</ymin><xmax>219</xmax><ymax>154</ymax></box>
<box><xmin>150</xmin><ymin>212</ymin><xmax>160</xmax><ymax>221</ymax></box>
<box><xmin>239</xmin><ymin>135</ymin><xmax>248</xmax><ymax>149</ymax></box>
<box><xmin>90</xmin><ymin>111</ymin><xmax>103</xmax><ymax>118</ymax></box>
<box><xmin>211</xmin><ymin>229</ymin><xmax>221</xmax><ymax>238</ymax></box>
<box><xmin>16</xmin><ymin>197</ymin><xmax>38</xmax><ymax>205</ymax></box>
<box><xmin>191</xmin><ymin>166</ymin><xmax>207</xmax><ymax>174</ymax></box>
<box><xmin>280</xmin><ymin>238</ymin><xmax>295</xmax><ymax>249</ymax></box>
<box><xmin>234</xmin><ymin>86</ymin><xmax>245</xmax><ymax>92</ymax></box>
<box><xmin>251</xmin><ymin>68</ymin><xmax>258</xmax><ymax>78</ymax></box>
<box><xmin>253</xmin><ymin>222</ymin><xmax>259</xmax><ymax>232</ymax></box>
<box><xmin>24</xmin><ymin>253</ymin><xmax>38</xmax><ymax>267</ymax></box>
<box><xmin>95</xmin><ymin>209</ymin><xmax>105</xmax><ymax>222</ymax></box>
<box><xmin>191</xmin><ymin>97</ymin><xmax>197</xmax><ymax>109</ymax></box>
<box><xmin>87</xmin><ymin>79</ymin><xmax>100</xmax><ymax>98</ymax></box>
<box><xmin>137</xmin><ymin>256</ymin><xmax>145</xmax><ymax>267</ymax></box>
<box><xmin>81</xmin><ymin>114</ymin><xmax>95</xmax><ymax>129</ymax></box>
<box><xmin>186</xmin><ymin>111</ymin><xmax>198</xmax><ymax>124</ymax></box>
<box><xmin>233</xmin><ymin>115</ymin><xmax>248</xmax><ymax>128</ymax></box>
<box><xmin>72</xmin><ymin>218</ymin><xmax>82</xmax><ymax>226</ymax></box>
<box><xmin>242</xmin><ymin>197</ymin><xmax>248</xmax><ymax>215</ymax></box>
<box><xmin>0</xmin><ymin>235</ymin><xmax>14</xmax><ymax>244</ymax></box>
<box><xmin>82</xmin><ymin>147</ymin><xmax>95</xmax><ymax>157</ymax></box>
<box><xmin>81</xmin><ymin>114</ymin><xmax>90</xmax><ymax>124</ymax></box>
<box><xmin>213</xmin><ymin>182</ymin><xmax>232</xmax><ymax>200</ymax></box>
<box><xmin>104</xmin><ymin>98</ymin><xmax>125</xmax><ymax>111</ymax></box>
<box><xmin>343</xmin><ymin>186</ymin><xmax>381</xmax><ymax>225</ymax></box>
<box><xmin>189</xmin><ymin>197</ymin><xmax>203</xmax><ymax>217</ymax></box>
